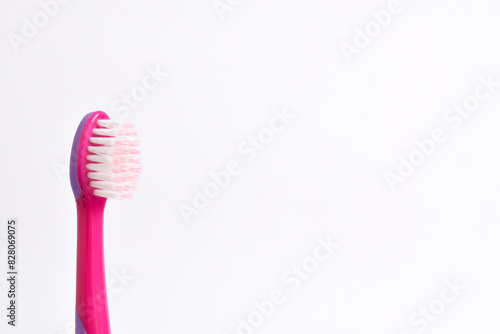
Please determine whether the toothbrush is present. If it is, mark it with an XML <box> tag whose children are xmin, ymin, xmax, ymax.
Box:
<box><xmin>70</xmin><ymin>111</ymin><xmax>141</xmax><ymax>334</ymax></box>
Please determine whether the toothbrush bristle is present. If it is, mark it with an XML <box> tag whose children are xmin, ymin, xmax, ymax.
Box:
<box><xmin>86</xmin><ymin>120</ymin><xmax>141</xmax><ymax>199</ymax></box>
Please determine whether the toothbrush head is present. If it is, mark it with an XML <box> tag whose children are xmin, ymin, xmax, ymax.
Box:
<box><xmin>70</xmin><ymin>111</ymin><xmax>141</xmax><ymax>200</ymax></box>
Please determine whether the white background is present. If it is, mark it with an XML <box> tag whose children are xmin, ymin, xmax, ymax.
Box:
<box><xmin>1</xmin><ymin>0</ymin><xmax>500</xmax><ymax>333</ymax></box>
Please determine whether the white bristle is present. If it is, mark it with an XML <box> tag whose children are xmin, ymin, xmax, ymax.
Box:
<box><xmin>87</xmin><ymin>172</ymin><xmax>112</xmax><ymax>181</ymax></box>
<box><xmin>86</xmin><ymin>163</ymin><xmax>112</xmax><ymax>173</ymax></box>
<box><xmin>93</xmin><ymin>128</ymin><xmax>118</xmax><ymax>136</ymax></box>
<box><xmin>87</xmin><ymin>121</ymin><xmax>141</xmax><ymax>200</ymax></box>
<box><xmin>94</xmin><ymin>190</ymin><xmax>121</xmax><ymax>199</ymax></box>
<box><xmin>97</xmin><ymin>120</ymin><xmax>121</xmax><ymax>128</ymax></box>
<box><xmin>89</xmin><ymin>181</ymin><xmax>116</xmax><ymax>191</ymax></box>
<box><xmin>88</xmin><ymin>145</ymin><xmax>114</xmax><ymax>155</ymax></box>
<box><xmin>89</xmin><ymin>137</ymin><xmax>115</xmax><ymax>146</ymax></box>
<box><xmin>87</xmin><ymin>154</ymin><xmax>113</xmax><ymax>164</ymax></box>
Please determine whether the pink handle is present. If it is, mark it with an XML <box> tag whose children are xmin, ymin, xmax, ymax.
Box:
<box><xmin>75</xmin><ymin>195</ymin><xmax>111</xmax><ymax>334</ymax></box>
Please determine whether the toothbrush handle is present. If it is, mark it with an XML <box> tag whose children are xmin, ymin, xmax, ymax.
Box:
<box><xmin>75</xmin><ymin>197</ymin><xmax>111</xmax><ymax>334</ymax></box>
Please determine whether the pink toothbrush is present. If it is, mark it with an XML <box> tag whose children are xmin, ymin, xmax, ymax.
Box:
<box><xmin>70</xmin><ymin>111</ymin><xmax>141</xmax><ymax>334</ymax></box>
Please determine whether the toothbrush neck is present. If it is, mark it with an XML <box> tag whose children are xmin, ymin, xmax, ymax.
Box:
<box><xmin>75</xmin><ymin>196</ymin><xmax>111</xmax><ymax>334</ymax></box>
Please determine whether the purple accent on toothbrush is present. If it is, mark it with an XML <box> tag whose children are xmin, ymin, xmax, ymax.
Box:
<box><xmin>70</xmin><ymin>112</ymin><xmax>93</xmax><ymax>200</ymax></box>
<box><xmin>75</xmin><ymin>309</ymin><xmax>87</xmax><ymax>334</ymax></box>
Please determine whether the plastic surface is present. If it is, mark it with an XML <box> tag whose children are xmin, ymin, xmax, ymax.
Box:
<box><xmin>75</xmin><ymin>309</ymin><xmax>88</xmax><ymax>334</ymax></box>
<box><xmin>70</xmin><ymin>112</ymin><xmax>92</xmax><ymax>200</ymax></box>
<box><xmin>75</xmin><ymin>196</ymin><xmax>110</xmax><ymax>334</ymax></box>
<box><xmin>71</xmin><ymin>111</ymin><xmax>112</xmax><ymax>334</ymax></box>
